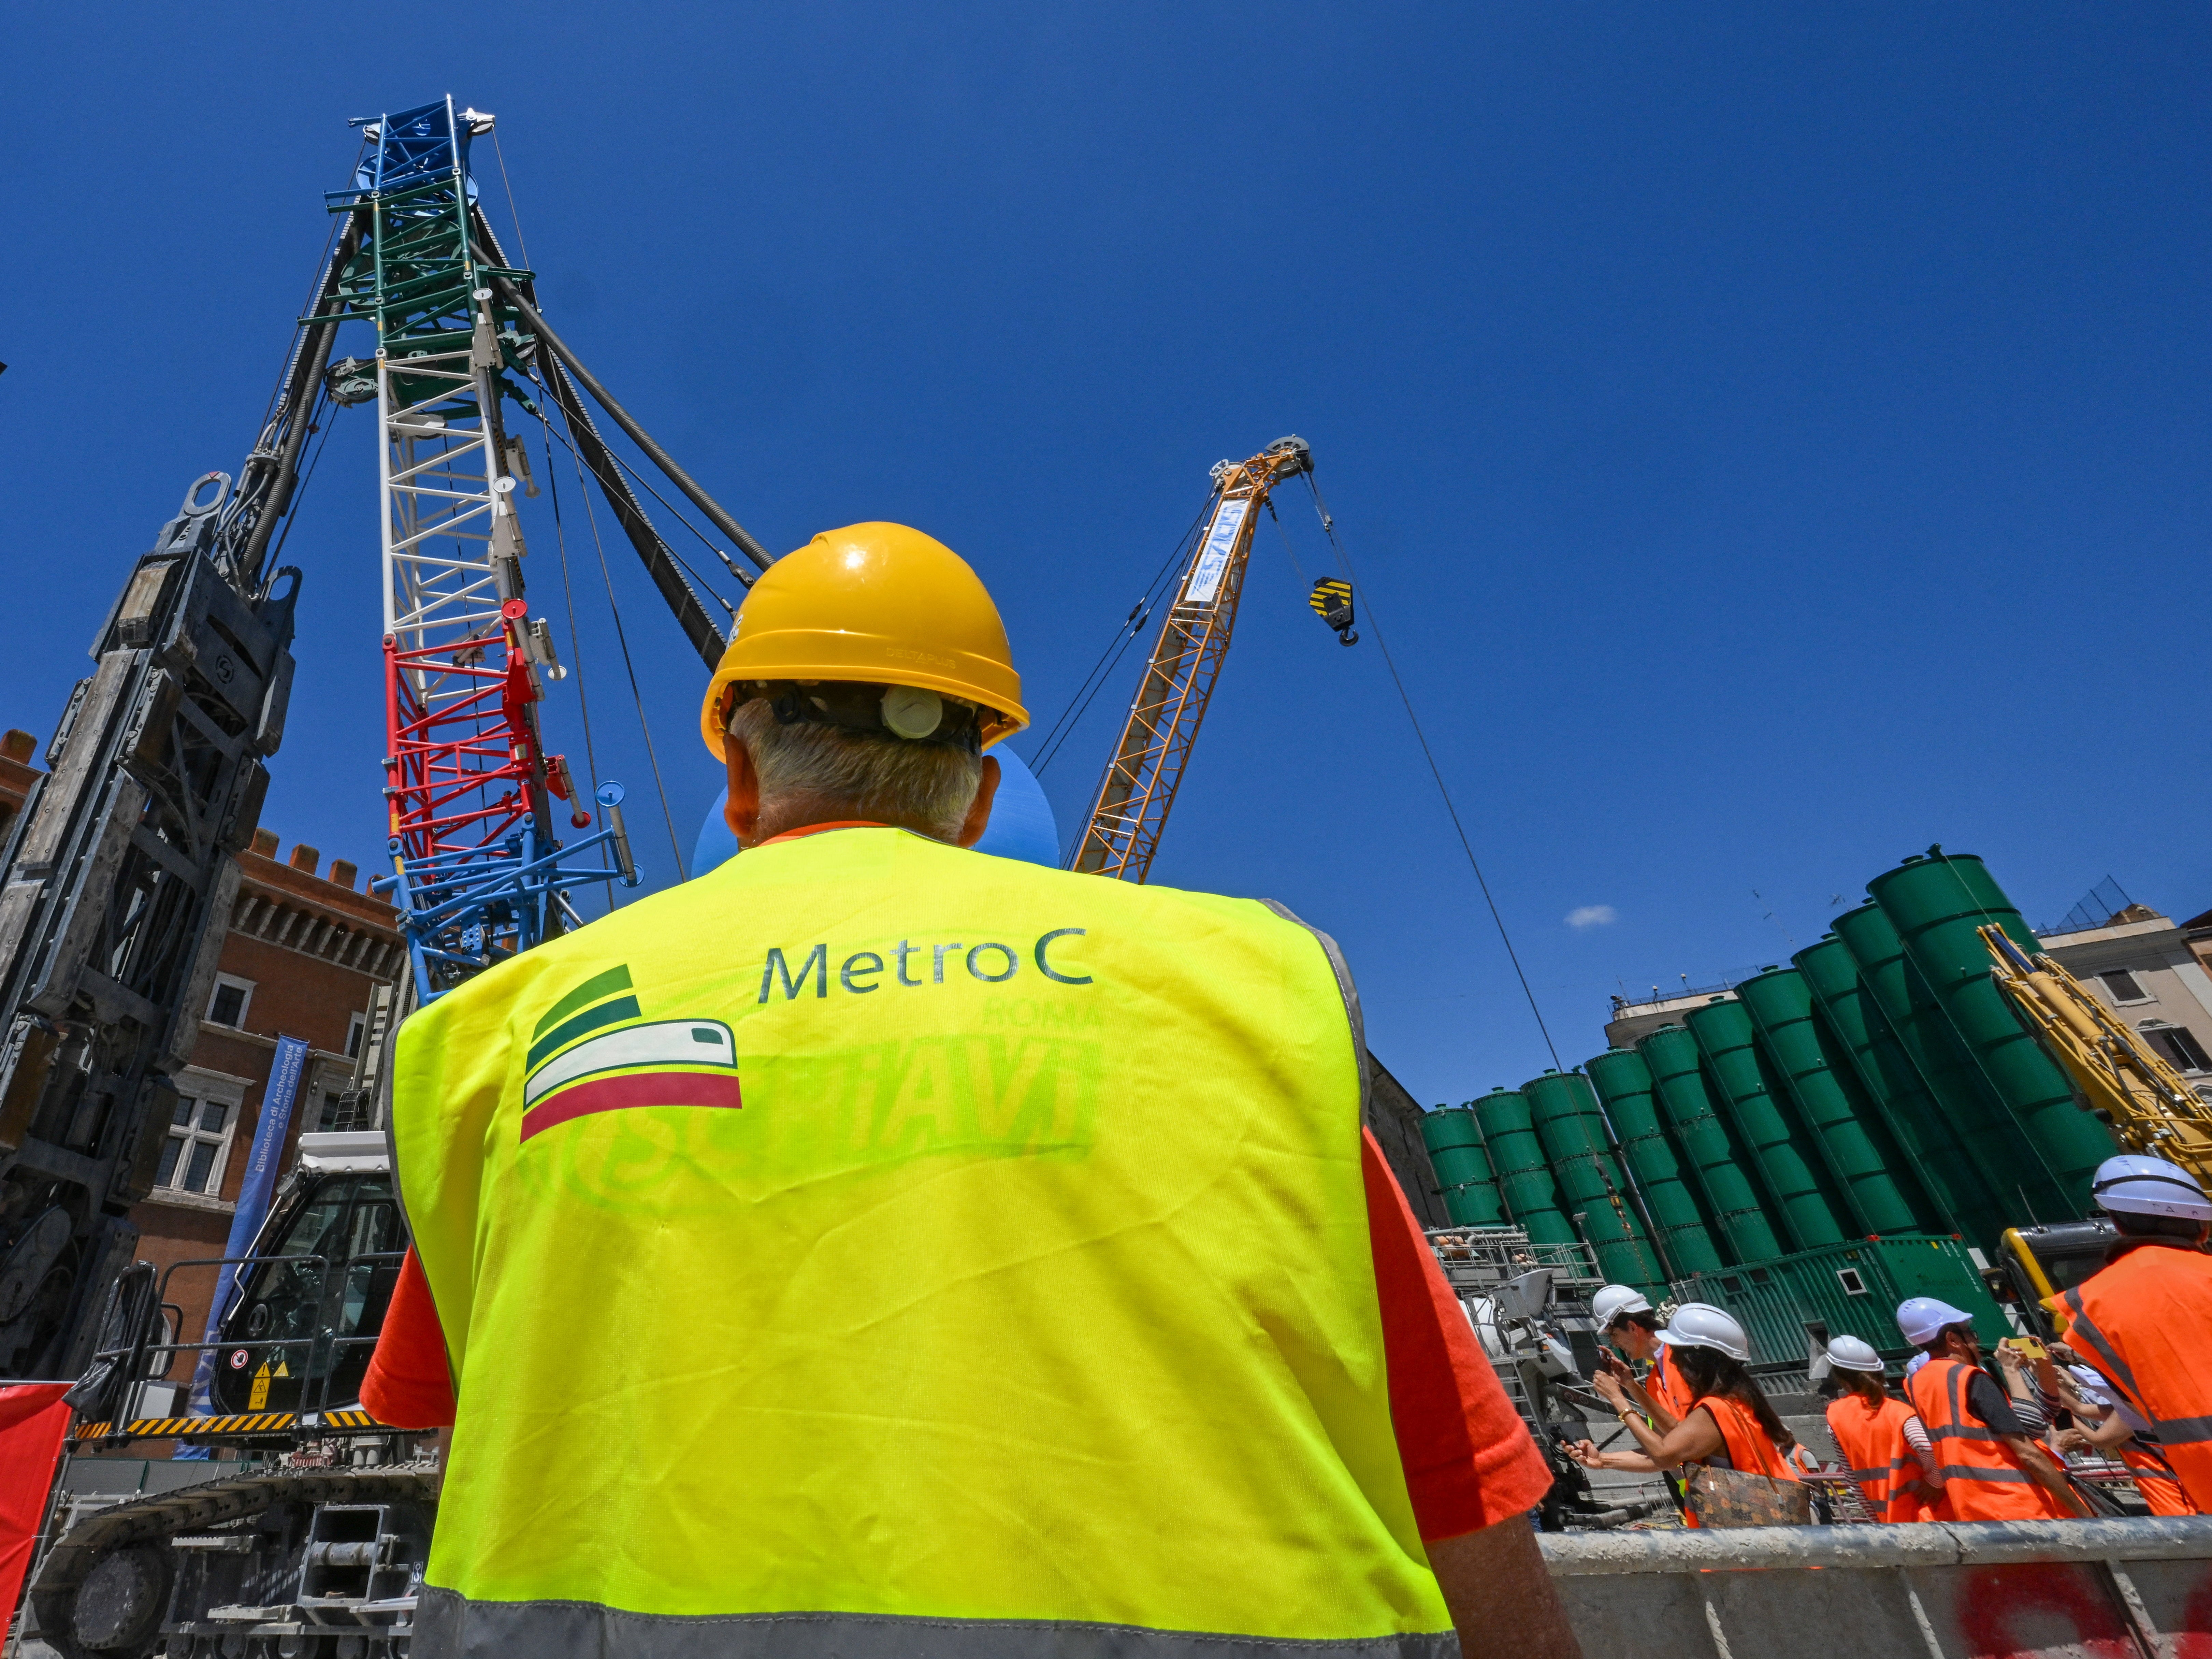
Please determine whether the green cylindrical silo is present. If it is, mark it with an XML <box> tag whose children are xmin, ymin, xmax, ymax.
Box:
<box><xmin>1419</xmin><ymin>1106</ymin><xmax>1506</xmax><ymax>1226</ymax></box>
<box><xmin>1586</xmin><ymin>1048</ymin><xmax>1726</xmax><ymax>1277</ymax></box>
<box><xmin>1636</xmin><ymin>1024</ymin><xmax>1780</xmax><ymax>1264</ymax></box>
<box><xmin>1734</xmin><ymin>967</ymin><xmax>1925</xmax><ymax>1236</ymax></box>
<box><xmin>1869</xmin><ymin>850</ymin><xmax>2115</xmax><ymax>1219</ymax></box>
<box><xmin>1473</xmin><ymin>1086</ymin><xmax>1578</xmax><ymax>1247</ymax></box>
<box><xmin>1525</xmin><ymin>1069</ymin><xmax>1667</xmax><ymax>1291</ymax></box>
<box><xmin>1685</xmin><ymin>997</ymin><xmax>1848</xmax><ymax>1251</ymax></box>
<box><xmin>1793</xmin><ymin>934</ymin><xmax>2002</xmax><ymax>1242</ymax></box>
<box><xmin>1833</xmin><ymin>900</ymin><xmax>2070</xmax><ymax>1229</ymax></box>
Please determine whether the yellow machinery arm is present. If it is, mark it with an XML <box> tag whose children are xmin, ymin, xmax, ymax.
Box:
<box><xmin>1070</xmin><ymin>437</ymin><xmax>1312</xmax><ymax>880</ymax></box>
<box><xmin>1981</xmin><ymin>923</ymin><xmax>2212</xmax><ymax>1183</ymax></box>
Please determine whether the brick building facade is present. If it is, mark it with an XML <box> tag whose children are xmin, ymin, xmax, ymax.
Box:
<box><xmin>0</xmin><ymin>727</ymin><xmax>403</xmax><ymax>1372</ymax></box>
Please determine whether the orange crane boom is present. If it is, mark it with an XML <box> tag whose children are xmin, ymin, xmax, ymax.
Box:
<box><xmin>1070</xmin><ymin>436</ymin><xmax>1311</xmax><ymax>880</ymax></box>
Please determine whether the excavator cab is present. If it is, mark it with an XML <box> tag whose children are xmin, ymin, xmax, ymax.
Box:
<box><xmin>208</xmin><ymin>1158</ymin><xmax>405</xmax><ymax>1416</ymax></box>
<box><xmin>1983</xmin><ymin>1220</ymin><xmax>2117</xmax><ymax>1342</ymax></box>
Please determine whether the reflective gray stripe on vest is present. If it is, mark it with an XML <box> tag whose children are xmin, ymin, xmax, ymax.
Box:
<box><xmin>1932</xmin><ymin>1464</ymin><xmax>2039</xmax><ymax>1485</ymax></box>
<box><xmin>2060</xmin><ymin>1293</ymin><xmax>2150</xmax><ymax>1411</ymax></box>
<box><xmin>2156</xmin><ymin>1414</ymin><xmax>2212</xmax><ymax>1445</ymax></box>
<box><xmin>414</xmin><ymin>1590</ymin><xmax>1460</xmax><ymax>1659</ymax></box>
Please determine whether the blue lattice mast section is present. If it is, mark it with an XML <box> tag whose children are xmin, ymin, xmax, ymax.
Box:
<box><xmin>324</xmin><ymin>97</ymin><xmax>636</xmax><ymax>1002</ymax></box>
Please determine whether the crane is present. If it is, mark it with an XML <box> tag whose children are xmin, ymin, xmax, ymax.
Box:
<box><xmin>1981</xmin><ymin>923</ymin><xmax>2212</xmax><ymax>1181</ymax></box>
<box><xmin>1068</xmin><ymin>436</ymin><xmax>1314</xmax><ymax>881</ymax></box>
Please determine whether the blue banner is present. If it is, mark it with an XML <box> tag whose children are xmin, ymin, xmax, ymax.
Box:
<box><xmin>180</xmin><ymin>1034</ymin><xmax>312</xmax><ymax>1433</ymax></box>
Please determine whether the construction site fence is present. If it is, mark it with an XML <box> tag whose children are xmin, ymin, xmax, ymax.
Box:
<box><xmin>1541</xmin><ymin>1514</ymin><xmax>2212</xmax><ymax>1658</ymax></box>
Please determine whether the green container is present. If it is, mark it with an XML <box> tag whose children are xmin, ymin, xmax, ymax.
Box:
<box><xmin>1525</xmin><ymin>1069</ymin><xmax>1667</xmax><ymax>1292</ymax></box>
<box><xmin>1734</xmin><ymin>968</ymin><xmax>1924</xmax><ymax>1236</ymax></box>
<box><xmin>1419</xmin><ymin>1106</ymin><xmax>1506</xmax><ymax>1226</ymax></box>
<box><xmin>1676</xmin><ymin>1235</ymin><xmax>2010</xmax><ymax>1368</ymax></box>
<box><xmin>1869</xmin><ymin>851</ymin><xmax>2114</xmax><ymax>1220</ymax></box>
<box><xmin>1586</xmin><ymin>1049</ymin><xmax>1726</xmax><ymax>1277</ymax></box>
<box><xmin>1829</xmin><ymin>900</ymin><xmax>2052</xmax><ymax>1236</ymax></box>
<box><xmin>1793</xmin><ymin>934</ymin><xmax>2000</xmax><ymax>1242</ymax></box>
<box><xmin>1472</xmin><ymin>1087</ymin><xmax>1578</xmax><ymax>1247</ymax></box>
<box><xmin>1636</xmin><ymin>1025</ymin><xmax>1781</xmax><ymax>1264</ymax></box>
<box><xmin>1685</xmin><ymin>998</ymin><xmax>1848</xmax><ymax>1251</ymax></box>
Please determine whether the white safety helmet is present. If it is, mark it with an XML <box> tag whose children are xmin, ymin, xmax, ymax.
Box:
<box><xmin>1896</xmin><ymin>1297</ymin><xmax>1976</xmax><ymax>1347</ymax></box>
<box><xmin>2093</xmin><ymin>1154</ymin><xmax>2212</xmax><ymax>1222</ymax></box>
<box><xmin>1656</xmin><ymin>1302</ymin><xmax>1751</xmax><ymax>1362</ymax></box>
<box><xmin>1825</xmin><ymin>1334</ymin><xmax>1885</xmax><ymax>1374</ymax></box>
<box><xmin>1592</xmin><ymin>1285</ymin><xmax>1653</xmax><ymax>1327</ymax></box>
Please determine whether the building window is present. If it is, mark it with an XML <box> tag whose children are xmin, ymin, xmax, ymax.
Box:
<box><xmin>1836</xmin><ymin>1268</ymin><xmax>1870</xmax><ymax>1296</ymax></box>
<box><xmin>155</xmin><ymin>1074</ymin><xmax>247</xmax><ymax>1202</ymax></box>
<box><xmin>346</xmin><ymin>1011</ymin><xmax>368</xmax><ymax>1059</ymax></box>
<box><xmin>2101</xmin><ymin>969</ymin><xmax>2152</xmax><ymax>1005</ymax></box>
<box><xmin>206</xmin><ymin>973</ymin><xmax>256</xmax><ymax>1029</ymax></box>
<box><xmin>2143</xmin><ymin>1022</ymin><xmax>2212</xmax><ymax>1075</ymax></box>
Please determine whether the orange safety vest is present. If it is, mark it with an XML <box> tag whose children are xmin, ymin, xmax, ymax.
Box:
<box><xmin>1646</xmin><ymin>1345</ymin><xmax>1695</xmax><ymax>1425</ymax></box>
<box><xmin>1906</xmin><ymin>1357</ymin><xmax>2071</xmax><ymax>1521</ymax></box>
<box><xmin>2117</xmin><ymin>1439</ymin><xmax>2196</xmax><ymax>1516</ymax></box>
<box><xmin>1825</xmin><ymin>1393</ymin><xmax>1939</xmax><ymax>1523</ymax></box>
<box><xmin>1695</xmin><ymin>1393</ymin><xmax>1798</xmax><ymax>1481</ymax></box>
<box><xmin>2060</xmin><ymin>1241</ymin><xmax>2212</xmax><ymax>1516</ymax></box>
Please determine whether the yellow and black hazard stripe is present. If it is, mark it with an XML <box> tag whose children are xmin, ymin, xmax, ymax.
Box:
<box><xmin>72</xmin><ymin>1408</ymin><xmax>393</xmax><ymax>1441</ymax></box>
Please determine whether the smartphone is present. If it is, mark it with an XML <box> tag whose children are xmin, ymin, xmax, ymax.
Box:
<box><xmin>1999</xmin><ymin>1336</ymin><xmax>2049</xmax><ymax>1361</ymax></box>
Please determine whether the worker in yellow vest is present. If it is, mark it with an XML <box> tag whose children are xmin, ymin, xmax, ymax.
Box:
<box><xmin>382</xmin><ymin>524</ymin><xmax>1577</xmax><ymax>1658</ymax></box>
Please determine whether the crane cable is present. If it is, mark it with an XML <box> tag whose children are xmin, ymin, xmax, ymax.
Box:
<box><xmin>530</xmin><ymin>401</ymin><xmax>616</xmax><ymax>913</ymax></box>
<box><xmin>1286</xmin><ymin>478</ymin><xmax>1563</xmax><ymax>1071</ymax></box>
<box><xmin>1029</xmin><ymin>495</ymin><xmax>1218</xmax><ymax>777</ymax></box>
<box><xmin>491</xmin><ymin>133</ymin><xmax>690</xmax><ymax>884</ymax></box>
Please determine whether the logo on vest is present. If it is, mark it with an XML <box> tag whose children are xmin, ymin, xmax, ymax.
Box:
<box><xmin>757</xmin><ymin>928</ymin><xmax>1093</xmax><ymax>1001</ymax></box>
<box><xmin>521</xmin><ymin>964</ymin><xmax>742</xmax><ymax>1144</ymax></box>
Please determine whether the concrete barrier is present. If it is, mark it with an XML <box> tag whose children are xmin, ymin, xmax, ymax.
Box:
<box><xmin>1540</xmin><ymin>1516</ymin><xmax>2212</xmax><ymax>1658</ymax></box>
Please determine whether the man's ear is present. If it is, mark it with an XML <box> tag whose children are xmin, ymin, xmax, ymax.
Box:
<box><xmin>956</xmin><ymin>755</ymin><xmax>1001</xmax><ymax>849</ymax></box>
<box><xmin>724</xmin><ymin>732</ymin><xmax>762</xmax><ymax>847</ymax></box>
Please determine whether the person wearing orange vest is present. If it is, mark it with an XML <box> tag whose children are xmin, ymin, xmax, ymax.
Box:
<box><xmin>2056</xmin><ymin>1154</ymin><xmax>2212</xmax><ymax>1515</ymax></box>
<box><xmin>2038</xmin><ymin>1346</ymin><xmax>2196</xmax><ymax>1517</ymax></box>
<box><xmin>371</xmin><ymin>525</ymin><xmax>1581</xmax><ymax>1659</ymax></box>
<box><xmin>1822</xmin><ymin>1335</ymin><xmax>1943</xmax><ymax>1522</ymax></box>
<box><xmin>1899</xmin><ymin>1296</ymin><xmax>2090</xmax><ymax>1521</ymax></box>
<box><xmin>1571</xmin><ymin>1303</ymin><xmax>1802</xmax><ymax>1525</ymax></box>
<box><xmin>1590</xmin><ymin>1285</ymin><xmax>1693</xmax><ymax>1432</ymax></box>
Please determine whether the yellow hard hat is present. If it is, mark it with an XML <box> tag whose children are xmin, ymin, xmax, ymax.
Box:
<box><xmin>699</xmin><ymin>522</ymin><xmax>1028</xmax><ymax>760</ymax></box>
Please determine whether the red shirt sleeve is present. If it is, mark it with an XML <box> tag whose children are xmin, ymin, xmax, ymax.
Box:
<box><xmin>362</xmin><ymin>1246</ymin><xmax>458</xmax><ymax>1429</ymax></box>
<box><xmin>1362</xmin><ymin>1128</ymin><xmax>1555</xmax><ymax>1539</ymax></box>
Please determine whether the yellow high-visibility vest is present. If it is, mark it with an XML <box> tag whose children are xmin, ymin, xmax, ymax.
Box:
<box><xmin>393</xmin><ymin>827</ymin><xmax>1454</xmax><ymax>1655</ymax></box>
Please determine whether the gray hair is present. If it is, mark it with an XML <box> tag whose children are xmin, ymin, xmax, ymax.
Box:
<box><xmin>728</xmin><ymin>696</ymin><xmax>983</xmax><ymax>842</ymax></box>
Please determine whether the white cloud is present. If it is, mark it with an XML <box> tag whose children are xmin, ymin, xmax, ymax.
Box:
<box><xmin>1565</xmin><ymin>905</ymin><xmax>1618</xmax><ymax>930</ymax></box>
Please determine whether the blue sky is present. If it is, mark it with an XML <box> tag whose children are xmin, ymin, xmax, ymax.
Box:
<box><xmin>2</xmin><ymin>5</ymin><xmax>2204</xmax><ymax>1103</ymax></box>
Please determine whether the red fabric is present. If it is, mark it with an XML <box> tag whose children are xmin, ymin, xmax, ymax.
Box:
<box><xmin>1360</xmin><ymin>1129</ymin><xmax>1556</xmax><ymax>1539</ymax></box>
<box><xmin>0</xmin><ymin>1384</ymin><xmax>71</xmax><ymax>1631</ymax></box>
<box><xmin>365</xmin><ymin>1133</ymin><xmax>1551</xmax><ymax>1539</ymax></box>
<box><xmin>361</xmin><ymin>1250</ymin><xmax>456</xmax><ymax>1431</ymax></box>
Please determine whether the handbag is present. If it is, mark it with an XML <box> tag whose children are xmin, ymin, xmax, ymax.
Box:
<box><xmin>1684</xmin><ymin>1461</ymin><xmax>1813</xmax><ymax>1528</ymax></box>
